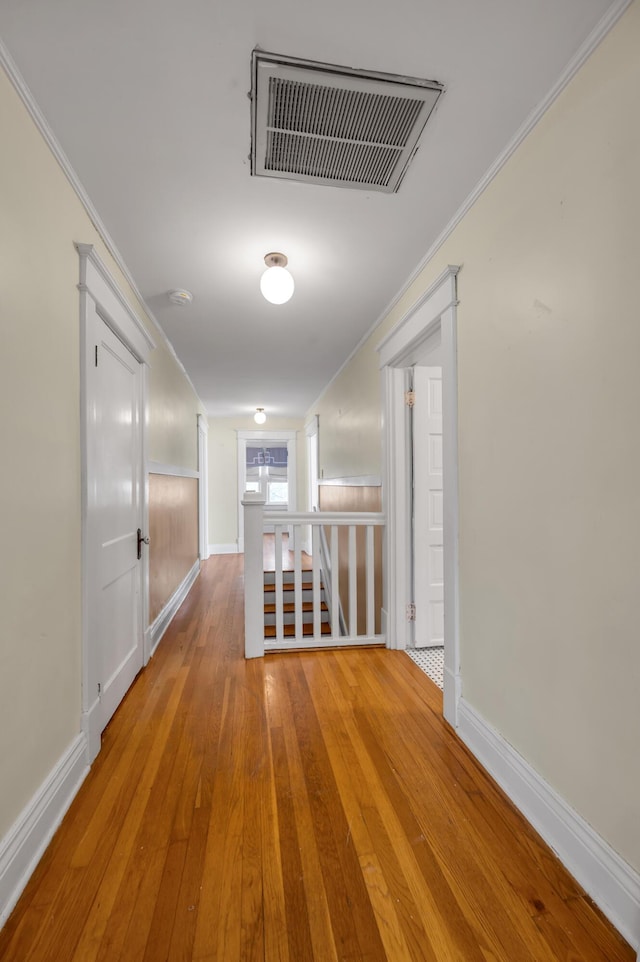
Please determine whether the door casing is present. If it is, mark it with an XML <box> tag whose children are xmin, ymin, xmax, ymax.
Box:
<box><xmin>377</xmin><ymin>265</ymin><xmax>461</xmax><ymax>727</ymax></box>
<box><xmin>77</xmin><ymin>243</ymin><xmax>154</xmax><ymax>762</ymax></box>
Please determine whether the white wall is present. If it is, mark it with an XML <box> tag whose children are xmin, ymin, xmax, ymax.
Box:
<box><xmin>0</xmin><ymin>63</ymin><xmax>204</xmax><ymax>847</ymax></box>
<box><xmin>307</xmin><ymin>1</ymin><xmax>640</xmax><ymax>876</ymax></box>
<box><xmin>148</xmin><ymin>344</ymin><xmax>206</xmax><ymax>471</ymax></box>
<box><xmin>208</xmin><ymin>416</ymin><xmax>305</xmax><ymax>550</ymax></box>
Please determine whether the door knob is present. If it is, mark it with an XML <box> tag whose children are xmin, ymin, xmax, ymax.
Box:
<box><xmin>137</xmin><ymin>528</ymin><xmax>150</xmax><ymax>560</ymax></box>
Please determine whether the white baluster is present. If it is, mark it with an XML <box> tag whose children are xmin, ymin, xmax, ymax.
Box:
<box><xmin>274</xmin><ymin>524</ymin><xmax>284</xmax><ymax>643</ymax></box>
<box><xmin>348</xmin><ymin>524</ymin><xmax>357</xmax><ymax>637</ymax></box>
<box><xmin>330</xmin><ymin>525</ymin><xmax>339</xmax><ymax>638</ymax></box>
<box><xmin>366</xmin><ymin>524</ymin><xmax>375</xmax><ymax>637</ymax></box>
<box><xmin>312</xmin><ymin>524</ymin><xmax>321</xmax><ymax>638</ymax></box>
<box><xmin>293</xmin><ymin>524</ymin><xmax>303</xmax><ymax>641</ymax></box>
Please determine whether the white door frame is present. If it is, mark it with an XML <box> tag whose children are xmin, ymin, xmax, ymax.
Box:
<box><xmin>197</xmin><ymin>414</ymin><xmax>209</xmax><ymax>561</ymax></box>
<box><xmin>77</xmin><ymin>243</ymin><xmax>155</xmax><ymax>762</ymax></box>
<box><xmin>305</xmin><ymin>415</ymin><xmax>319</xmax><ymax>511</ymax></box>
<box><xmin>236</xmin><ymin>430</ymin><xmax>297</xmax><ymax>551</ymax></box>
<box><xmin>377</xmin><ymin>265</ymin><xmax>461</xmax><ymax>727</ymax></box>
<box><xmin>304</xmin><ymin>416</ymin><xmax>319</xmax><ymax>554</ymax></box>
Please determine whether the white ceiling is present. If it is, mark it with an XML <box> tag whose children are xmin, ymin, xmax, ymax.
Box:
<box><xmin>0</xmin><ymin>0</ymin><xmax>617</xmax><ymax>417</ymax></box>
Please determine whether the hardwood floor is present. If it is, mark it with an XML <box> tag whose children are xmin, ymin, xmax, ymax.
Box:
<box><xmin>0</xmin><ymin>554</ymin><xmax>633</xmax><ymax>961</ymax></box>
<box><xmin>262</xmin><ymin>532</ymin><xmax>312</xmax><ymax>571</ymax></box>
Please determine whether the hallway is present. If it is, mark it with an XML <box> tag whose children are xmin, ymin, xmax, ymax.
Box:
<box><xmin>0</xmin><ymin>555</ymin><xmax>633</xmax><ymax>961</ymax></box>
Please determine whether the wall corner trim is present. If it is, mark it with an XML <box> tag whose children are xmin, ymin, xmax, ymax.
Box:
<box><xmin>148</xmin><ymin>559</ymin><xmax>200</xmax><ymax>658</ymax></box>
<box><xmin>0</xmin><ymin>733</ymin><xmax>89</xmax><ymax>928</ymax></box>
<box><xmin>457</xmin><ymin>699</ymin><xmax>640</xmax><ymax>952</ymax></box>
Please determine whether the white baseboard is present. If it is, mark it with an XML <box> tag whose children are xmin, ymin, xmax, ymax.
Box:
<box><xmin>148</xmin><ymin>559</ymin><xmax>200</xmax><ymax>657</ymax></box>
<box><xmin>209</xmin><ymin>543</ymin><xmax>238</xmax><ymax>555</ymax></box>
<box><xmin>0</xmin><ymin>734</ymin><xmax>89</xmax><ymax>927</ymax></box>
<box><xmin>81</xmin><ymin>697</ymin><xmax>101</xmax><ymax>764</ymax></box>
<box><xmin>457</xmin><ymin>699</ymin><xmax>640</xmax><ymax>952</ymax></box>
<box><xmin>443</xmin><ymin>665</ymin><xmax>460</xmax><ymax>728</ymax></box>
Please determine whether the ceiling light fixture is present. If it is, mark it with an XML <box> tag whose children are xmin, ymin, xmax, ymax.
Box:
<box><xmin>254</xmin><ymin>407</ymin><xmax>267</xmax><ymax>424</ymax></box>
<box><xmin>260</xmin><ymin>252</ymin><xmax>294</xmax><ymax>305</ymax></box>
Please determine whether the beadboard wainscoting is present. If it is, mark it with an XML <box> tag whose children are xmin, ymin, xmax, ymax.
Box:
<box><xmin>148</xmin><ymin>468</ymin><xmax>199</xmax><ymax>626</ymax></box>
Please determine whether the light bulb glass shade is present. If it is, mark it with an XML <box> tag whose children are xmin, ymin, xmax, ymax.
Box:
<box><xmin>254</xmin><ymin>409</ymin><xmax>266</xmax><ymax>424</ymax></box>
<box><xmin>260</xmin><ymin>266</ymin><xmax>294</xmax><ymax>304</ymax></box>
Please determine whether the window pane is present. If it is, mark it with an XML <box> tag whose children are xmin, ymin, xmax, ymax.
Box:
<box><xmin>267</xmin><ymin>481</ymin><xmax>288</xmax><ymax>504</ymax></box>
<box><xmin>245</xmin><ymin>481</ymin><xmax>261</xmax><ymax>493</ymax></box>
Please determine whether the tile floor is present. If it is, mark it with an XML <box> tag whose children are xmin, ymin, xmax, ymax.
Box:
<box><xmin>405</xmin><ymin>646</ymin><xmax>444</xmax><ymax>690</ymax></box>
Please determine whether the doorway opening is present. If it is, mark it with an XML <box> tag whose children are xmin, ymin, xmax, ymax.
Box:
<box><xmin>407</xmin><ymin>333</ymin><xmax>444</xmax><ymax>688</ymax></box>
<box><xmin>377</xmin><ymin>266</ymin><xmax>460</xmax><ymax>727</ymax></box>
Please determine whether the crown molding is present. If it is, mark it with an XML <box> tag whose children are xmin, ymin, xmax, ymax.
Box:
<box><xmin>371</xmin><ymin>0</ymin><xmax>634</xmax><ymax>332</ymax></box>
<box><xmin>306</xmin><ymin>0</ymin><xmax>633</xmax><ymax>416</ymax></box>
<box><xmin>0</xmin><ymin>37</ymin><xmax>205</xmax><ymax>407</ymax></box>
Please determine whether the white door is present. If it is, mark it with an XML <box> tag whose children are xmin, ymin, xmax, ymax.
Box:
<box><xmin>89</xmin><ymin>311</ymin><xmax>144</xmax><ymax>733</ymax></box>
<box><xmin>413</xmin><ymin>365</ymin><xmax>444</xmax><ymax>648</ymax></box>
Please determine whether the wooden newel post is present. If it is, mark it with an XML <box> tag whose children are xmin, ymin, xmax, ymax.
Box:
<box><xmin>242</xmin><ymin>493</ymin><xmax>266</xmax><ymax>659</ymax></box>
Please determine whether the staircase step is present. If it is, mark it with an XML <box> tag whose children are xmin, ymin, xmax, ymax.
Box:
<box><xmin>264</xmin><ymin>608</ymin><xmax>330</xmax><ymax>627</ymax></box>
<box><xmin>264</xmin><ymin>574</ymin><xmax>324</xmax><ymax>591</ymax></box>
<box><xmin>264</xmin><ymin>569</ymin><xmax>315</xmax><ymax>586</ymax></box>
<box><xmin>264</xmin><ymin>601</ymin><xmax>328</xmax><ymax>614</ymax></box>
<box><xmin>264</xmin><ymin>583</ymin><xmax>323</xmax><ymax>598</ymax></box>
<box><xmin>264</xmin><ymin>622</ymin><xmax>333</xmax><ymax>639</ymax></box>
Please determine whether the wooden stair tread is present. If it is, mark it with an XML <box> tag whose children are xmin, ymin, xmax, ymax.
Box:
<box><xmin>264</xmin><ymin>581</ymin><xmax>323</xmax><ymax>593</ymax></box>
<box><xmin>264</xmin><ymin>601</ymin><xmax>328</xmax><ymax>614</ymax></box>
<box><xmin>264</xmin><ymin>622</ymin><xmax>333</xmax><ymax>638</ymax></box>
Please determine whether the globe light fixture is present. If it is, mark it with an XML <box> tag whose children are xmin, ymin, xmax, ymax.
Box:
<box><xmin>260</xmin><ymin>252</ymin><xmax>294</xmax><ymax>305</ymax></box>
<box><xmin>254</xmin><ymin>407</ymin><xmax>266</xmax><ymax>424</ymax></box>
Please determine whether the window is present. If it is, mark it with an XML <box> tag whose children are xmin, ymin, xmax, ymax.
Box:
<box><xmin>267</xmin><ymin>481</ymin><xmax>288</xmax><ymax>505</ymax></box>
<box><xmin>245</xmin><ymin>443</ymin><xmax>289</xmax><ymax>506</ymax></box>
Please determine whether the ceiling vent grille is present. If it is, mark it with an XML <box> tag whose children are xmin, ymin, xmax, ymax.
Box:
<box><xmin>251</xmin><ymin>51</ymin><xmax>443</xmax><ymax>193</ymax></box>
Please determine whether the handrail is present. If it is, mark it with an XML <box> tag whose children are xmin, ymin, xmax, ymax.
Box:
<box><xmin>242</xmin><ymin>497</ymin><xmax>385</xmax><ymax>658</ymax></box>
<box><xmin>268</xmin><ymin>510</ymin><xmax>385</xmax><ymax>525</ymax></box>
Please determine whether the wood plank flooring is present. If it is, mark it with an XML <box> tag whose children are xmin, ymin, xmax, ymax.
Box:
<box><xmin>0</xmin><ymin>554</ymin><xmax>634</xmax><ymax>961</ymax></box>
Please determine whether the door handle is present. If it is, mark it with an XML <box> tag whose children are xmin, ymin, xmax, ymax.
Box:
<box><xmin>137</xmin><ymin>528</ymin><xmax>150</xmax><ymax>560</ymax></box>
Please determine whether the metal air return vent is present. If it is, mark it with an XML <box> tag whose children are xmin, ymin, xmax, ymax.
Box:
<box><xmin>250</xmin><ymin>50</ymin><xmax>443</xmax><ymax>193</ymax></box>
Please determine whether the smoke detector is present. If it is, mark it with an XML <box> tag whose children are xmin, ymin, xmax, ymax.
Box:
<box><xmin>251</xmin><ymin>50</ymin><xmax>443</xmax><ymax>193</ymax></box>
<box><xmin>168</xmin><ymin>289</ymin><xmax>193</xmax><ymax>307</ymax></box>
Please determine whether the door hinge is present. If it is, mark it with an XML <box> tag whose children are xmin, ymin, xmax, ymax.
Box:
<box><xmin>95</xmin><ymin>345</ymin><xmax>98</xmax><ymax>367</ymax></box>
<box><xmin>404</xmin><ymin>390</ymin><xmax>415</xmax><ymax>408</ymax></box>
<box><xmin>406</xmin><ymin>602</ymin><xmax>416</xmax><ymax>622</ymax></box>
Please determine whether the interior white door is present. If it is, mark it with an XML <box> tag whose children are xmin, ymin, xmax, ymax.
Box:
<box><xmin>90</xmin><ymin>311</ymin><xmax>144</xmax><ymax>732</ymax></box>
<box><xmin>413</xmin><ymin>365</ymin><xmax>444</xmax><ymax>648</ymax></box>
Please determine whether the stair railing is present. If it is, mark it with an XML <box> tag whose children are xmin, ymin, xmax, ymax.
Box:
<box><xmin>313</xmin><ymin>506</ymin><xmax>348</xmax><ymax>638</ymax></box>
<box><xmin>242</xmin><ymin>494</ymin><xmax>385</xmax><ymax>658</ymax></box>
